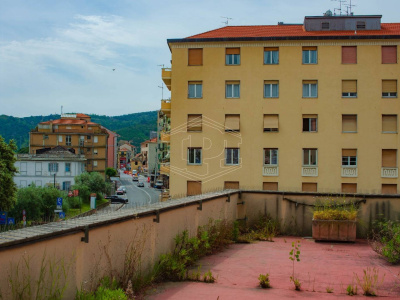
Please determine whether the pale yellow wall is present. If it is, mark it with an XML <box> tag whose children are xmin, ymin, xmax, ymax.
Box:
<box><xmin>169</xmin><ymin>40</ymin><xmax>400</xmax><ymax>197</ymax></box>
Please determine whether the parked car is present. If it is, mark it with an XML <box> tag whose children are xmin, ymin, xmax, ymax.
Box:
<box><xmin>154</xmin><ymin>180</ymin><xmax>164</xmax><ymax>189</ymax></box>
<box><xmin>105</xmin><ymin>195</ymin><xmax>128</xmax><ymax>204</ymax></box>
<box><xmin>116</xmin><ymin>186</ymin><xmax>126</xmax><ymax>195</ymax></box>
<box><xmin>132</xmin><ymin>176</ymin><xmax>139</xmax><ymax>181</ymax></box>
<box><xmin>137</xmin><ymin>182</ymin><xmax>144</xmax><ymax>187</ymax></box>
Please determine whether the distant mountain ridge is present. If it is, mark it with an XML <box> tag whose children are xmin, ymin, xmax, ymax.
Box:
<box><xmin>0</xmin><ymin>111</ymin><xmax>158</xmax><ymax>149</ymax></box>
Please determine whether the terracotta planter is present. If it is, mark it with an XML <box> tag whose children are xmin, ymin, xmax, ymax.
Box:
<box><xmin>312</xmin><ymin>219</ymin><xmax>356</xmax><ymax>242</ymax></box>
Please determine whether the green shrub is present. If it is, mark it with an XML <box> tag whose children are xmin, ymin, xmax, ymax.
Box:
<box><xmin>313</xmin><ymin>198</ymin><xmax>358</xmax><ymax>220</ymax></box>
<box><xmin>370</xmin><ymin>219</ymin><xmax>400</xmax><ymax>263</ymax></box>
<box><xmin>258</xmin><ymin>273</ymin><xmax>271</xmax><ymax>288</ymax></box>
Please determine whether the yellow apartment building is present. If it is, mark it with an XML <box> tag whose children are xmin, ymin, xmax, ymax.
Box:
<box><xmin>162</xmin><ymin>14</ymin><xmax>400</xmax><ymax>197</ymax></box>
<box><xmin>30</xmin><ymin>113</ymin><xmax>109</xmax><ymax>176</ymax></box>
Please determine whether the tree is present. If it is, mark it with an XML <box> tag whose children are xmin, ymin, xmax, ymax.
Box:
<box><xmin>105</xmin><ymin>167</ymin><xmax>117</xmax><ymax>179</ymax></box>
<box><xmin>0</xmin><ymin>135</ymin><xmax>17</xmax><ymax>211</ymax></box>
<box><xmin>73</xmin><ymin>172</ymin><xmax>108</xmax><ymax>201</ymax></box>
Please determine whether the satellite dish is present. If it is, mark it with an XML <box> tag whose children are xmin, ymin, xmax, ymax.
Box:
<box><xmin>324</xmin><ymin>9</ymin><xmax>333</xmax><ymax>16</ymax></box>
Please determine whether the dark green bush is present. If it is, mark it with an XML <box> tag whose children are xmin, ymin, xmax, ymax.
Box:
<box><xmin>370</xmin><ymin>218</ymin><xmax>400</xmax><ymax>263</ymax></box>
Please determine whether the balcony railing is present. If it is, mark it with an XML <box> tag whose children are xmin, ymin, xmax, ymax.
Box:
<box><xmin>162</xmin><ymin>68</ymin><xmax>171</xmax><ymax>91</ymax></box>
<box><xmin>161</xmin><ymin>99</ymin><xmax>171</xmax><ymax>113</ymax></box>
<box><xmin>381</xmin><ymin>167</ymin><xmax>398</xmax><ymax>178</ymax></box>
<box><xmin>160</xmin><ymin>164</ymin><xmax>170</xmax><ymax>175</ymax></box>
<box><xmin>341</xmin><ymin>167</ymin><xmax>358</xmax><ymax>177</ymax></box>
<box><xmin>263</xmin><ymin>166</ymin><xmax>279</xmax><ymax>176</ymax></box>
<box><xmin>160</xmin><ymin>133</ymin><xmax>170</xmax><ymax>142</ymax></box>
<box><xmin>302</xmin><ymin>166</ymin><xmax>318</xmax><ymax>177</ymax></box>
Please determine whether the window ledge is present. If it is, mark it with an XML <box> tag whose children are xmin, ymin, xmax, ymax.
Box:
<box><xmin>341</xmin><ymin>167</ymin><xmax>358</xmax><ymax>177</ymax></box>
<box><xmin>302</xmin><ymin>166</ymin><xmax>318</xmax><ymax>177</ymax></box>
<box><xmin>382</xmin><ymin>167</ymin><xmax>398</xmax><ymax>178</ymax></box>
<box><xmin>263</xmin><ymin>166</ymin><xmax>279</xmax><ymax>176</ymax></box>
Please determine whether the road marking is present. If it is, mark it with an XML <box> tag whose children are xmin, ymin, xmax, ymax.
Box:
<box><xmin>133</xmin><ymin>185</ymin><xmax>152</xmax><ymax>203</ymax></box>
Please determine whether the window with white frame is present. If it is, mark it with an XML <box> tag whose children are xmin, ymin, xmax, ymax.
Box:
<box><xmin>302</xmin><ymin>81</ymin><xmax>318</xmax><ymax>98</ymax></box>
<box><xmin>264</xmin><ymin>148</ymin><xmax>278</xmax><ymax>165</ymax></box>
<box><xmin>382</xmin><ymin>80</ymin><xmax>397</xmax><ymax>98</ymax></box>
<box><xmin>188</xmin><ymin>81</ymin><xmax>203</xmax><ymax>98</ymax></box>
<box><xmin>94</xmin><ymin>136</ymin><xmax>98</xmax><ymax>143</ymax></box>
<box><xmin>66</xmin><ymin>135</ymin><xmax>72</xmax><ymax>146</ymax></box>
<box><xmin>264</xmin><ymin>81</ymin><xmax>279</xmax><ymax>98</ymax></box>
<box><xmin>342</xmin><ymin>80</ymin><xmax>357</xmax><ymax>97</ymax></box>
<box><xmin>342</xmin><ymin>149</ymin><xmax>357</xmax><ymax>166</ymax></box>
<box><xmin>264</xmin><ymin>47</ymin><xmax>279</xmax><ymax>64</ymax></box>
<box><xmin>187</xmin><ymin>148</ymin><xmax>202</xmax><ymax>165</ymax></box>
<box><xmin>226</xmin><ymin>81</ymin><xmax>240</xmax><ymax>98</ymax></box>
<box><xmin>79</xmin><ymin>135</ymin><xmax>85</xmax><ymax>146</ymax></box>
<box><xmin>225</xmin><ymin>148</ymin><xmax>240</xmax><ymax>165</ymax></box>
<box><xmin>58</xmin><ymin>135</ymin><xmax>62</xmax><ymax>142</ymax></box>
<box><xmin>302</xmin><ymin>115</ymin><xmax>318</xmax><ymax>132</ymax></box>
<box><xmin>303</xmin><ymin>149</ymin><xmax>317</xmax><ymax>166</ymax></box>
<box><xmin>93</xmin><ymin>161</ymin><xmax>98</xmax><ymax>167</ymax></box>
<box><xmin>302</xmin><ymin>47</ymin><xmax>317</xmax><ymax>64</ymax></box>
<box><xmin>226</xmin><ymin>48</ymin><xmax>240</xmax><ymax>65</ymax></box>
<box><xmin>48</xmin><ymin>162</ymin><xmax>59</xmax><ymax>172</ymax></box>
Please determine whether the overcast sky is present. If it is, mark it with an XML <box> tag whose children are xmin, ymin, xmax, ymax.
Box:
<box><xmin>0</xmin><ymin>0</ymin><xmax>398</xmax><ymax>118</ymax></box>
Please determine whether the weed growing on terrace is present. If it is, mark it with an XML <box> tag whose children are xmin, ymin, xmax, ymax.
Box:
<box><xmin>289</xmin><ymin>240</ymin><xmax>301</xmax><ymax>291</ymax></box>
<box><xmin>258</xmin><ymin>273</ymin><xmax>271</xmax><ymax>288</ymax></box>
<box><xmin>203</xmin><ymin>270</ymin><xmax>216</xmax><ymax>283</ymax></box>
<box><xmin>346</xmin><ymin>283</ymin><xmax>358</xmax><ymax>296</ymax></box>
<box><xmin>236</xmin><ymin>214</ymin><xmax>280</xmax><ymax>243</ymax></box>
<box><xmin>369</xmin><ymin>218</ymin><xmax>400</xmax><ymax>264</ymax></box>
<box><xmin>354</xmin><ymin>267</ymin><xmax>385</xmax><ymax>296</ymax></box>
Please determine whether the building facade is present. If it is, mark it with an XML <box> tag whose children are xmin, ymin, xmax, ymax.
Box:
<box><xmin>106</xmin><ymin>129</ymin><xmax>119</xmax><ymax>170</ymax></box>
<box><xmin>163</xmin><ymin>14</ymin><xmax>400</xmax><ymax>197</ymax></box>
<box><xmin>140</xmin><ymin>138</ymin><xmax>158</xmax><ymax>175</ymax></box>
<box><xmin>14</xmin><ymin>146</ymin><xmax>86</xmax><ymax>190</ymax></box>
<box><xmin>29</xmin><ymin>114</ymin><xmax>109</xmax><ymax>176</ymax></box>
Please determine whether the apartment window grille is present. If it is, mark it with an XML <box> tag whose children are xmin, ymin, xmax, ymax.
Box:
<box><xmin>356</xmin><ymin>21</ymin><xmax>366</xmax><ymax>29</ymax></box>
<box><xmin>321</xmin><ymin>22</ymin><xmax>330</xmax><ymax>30</ymax></box>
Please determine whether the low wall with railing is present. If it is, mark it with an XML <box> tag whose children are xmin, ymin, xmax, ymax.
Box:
<box><xmin>0</xmin><ymin>190</ymin><xmax>399</xmax><ymax>298</ymax></box>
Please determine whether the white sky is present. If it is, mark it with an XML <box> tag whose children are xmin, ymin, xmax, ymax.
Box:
<box><xmin>0</xmin><ymin>0</ymin><xmax>398</xmax><ymax>117</ymax></box>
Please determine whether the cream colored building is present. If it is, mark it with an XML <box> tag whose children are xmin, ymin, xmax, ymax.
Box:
<box><xmin>163</xmin><ymin>14</ymin><xmax>400</xmax><ymax>197</ymax></box>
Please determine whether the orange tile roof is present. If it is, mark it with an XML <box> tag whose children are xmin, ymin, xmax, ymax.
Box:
<box><xmin>184</xmin><ymin>23</ymin><xmax>400</xmax><ymax>40</ymax></box>
<box><xmin>41</xmin><ymin>119</ymin><xmax>98</xmax><ymax>125</ymax></box>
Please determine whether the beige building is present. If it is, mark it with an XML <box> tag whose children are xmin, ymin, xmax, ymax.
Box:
<box><xmin>163</xmin><ymin>14</ymin><xmax>400</xmax><ymax>197</ymax></box>
<box><xmin>30</xmin><ymin>114</ymin><xmax>109</xmax><ymax>176</ymax></box>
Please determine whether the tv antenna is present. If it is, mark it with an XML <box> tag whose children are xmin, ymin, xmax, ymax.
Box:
<box><xmin>157</xmin><ymin>64</ymin><xmax>165</xmax><ymax>69</ymax></box>
<box><xmin>331</xmin><ymin>0</ymin><xmax>347</xmax><ymax>15</ymax></box>
<box><xmin>221</xmin><ymin>16</ymin><xmax>233</xmax><ymax>26</ymax></box>
<box><xmin>158</xmin><ymin>84</ymin><xmax>164</xmax><ymax>100</ymax></box>
<box><xmin>345</xmin><ymin>0</ymin><xmax>356</xmax><ymax>15</ymax></box>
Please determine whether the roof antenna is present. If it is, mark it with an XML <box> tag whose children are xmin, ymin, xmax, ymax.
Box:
<box><xmin>221</xmin><ymin>16</ymin><xmax>233</xmax><ymax>26</ymax></box>
<box><xmin>61</xmin><ymin>105</ymin><xmax>63</xmax><ymax>115</ymax></box>
<box><xmin>331</xmin><ymin>0</ymin><xmax>347</xmax><ymax>16</ymax></box>
<box><xmin>345</xmin><ymin>0</ymin><xmax>356</xmax><ymax>15</ymax></box>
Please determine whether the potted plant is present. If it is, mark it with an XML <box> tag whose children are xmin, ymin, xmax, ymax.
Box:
<box><xmin>312</xmin><ymin>198</ymin><xmax>358</xmax><ymax>242</ymax></box>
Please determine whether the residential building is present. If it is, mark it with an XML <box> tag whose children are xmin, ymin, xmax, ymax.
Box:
<box><xmin>29</xmin><ymin>113</ymin><xmax>109</xmax><ymax>176</ymax></box>
<box><xmin>131</xmin><ymin>153</ymin><xmax>145</xmax><ymax>172</ymax></box>
<box><xmin>14</xmin><ymin>146</ymin><xmax>86</xmax><ymax>190</ymax></box>
<box><xmin>118</xmin><ymin>143</ymin><xmax>135</xmax><ymax>170</ymax></box>
<box><xmin>140</xmin><ymin>138</ymin><xmax>158</xmax><ymax>175</ymax></box>
<box><xmin>162</xmin><ymin>14</ymin><xmax>400</xmax><ymax>197</ymax></box>
<box><xmin>106</xmin><ymin>129</ymin><xmax>119</xmax><ymax>170</ymax></box>
<box><xmin>158</xmin><ymin>99</ymin><xmax>171</xmax><ymax>190</ymax></box>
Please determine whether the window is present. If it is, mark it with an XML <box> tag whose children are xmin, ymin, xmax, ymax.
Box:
<box><xmin>93</xmin><ymin>161</ymin><xmax>98</xmax><ymax>167</ymax></box>
<box><xmin>94</xmin><ymin>136</ymin><xmax>98</xmax><ymax>143</ymax></box>
<box><xmin>48</xmin><ymin>163</ymin><xmax>59</xmax><ymax>172</ymax></box>
<box><xmin>87</xmin><ymin>135</ymin><xmax>91</xmax><ymax>140</ymax></box>
<box><xmin>224</xmin><ymin>181</ymin><xmax>239</xmax><ymax>189</ymax></box>
<box><xmin>79</xmin><ymin>136</ymin><xmax>84</xmax><ymax>146</ymax></box>
<box><xmin>188</xmin><ymin>81</ymin><xmax>202</xmax><ymax>98</ymax></box>
<box><xmin>303</xmin><ymin>149</ymin><xmax>317</xmax><ymax>166</ymax></box>
<box><xmin>65</xmin><ymin>163</ymin><xmax>71</xmax><ymax>172</ymax></box>
<box><xmin>302</xmin><ymin>46</ymin><xmax>317</xmax><ymax>64</ymax></box>
<box><xmin>188</xmin><ymin>148</ymin><xmax>202</xmax><ymax>165</ymax></box>
<box><xmin>226</xmin><ymin>81</ymin><xmax>240</xmax><ymax>98</ymax></box>
<box><xmin>187</xmin><ymin>114</ymin><xmax>202</xmax><ymax>132</ymax></box>
<box><xmin>382</xmin><ymin>46</ymin><xmax>397</xmax><ymax>64</ymax></box>
<box><xmin>94</xmin><ymin>148</ymin><xmax>98</xmax><ymax>154</ymax></box>
<box><xmin>382</xmin><ymin>149</ymin><xmax>397</xmax><ymax>168</ymax></box>
<box><xmin>342</xmin><ymin>149</ymin><xmax>357</xmax><ymax>166</ymax></box>
<box><xmin>225</xmin><ymin>114</ymin><xmax>240</xmax><ymax>132</ymax></box>
<box><xmin>342</xmin><ymin>183</ymin><xmax>357</xmax><ymax>193</ymax></box>
<box><xmin>264</xmin><ymin>148</ymin><xmax>278</xmax><ymax>165</ymax></box>
<box><xmin>226</xmin><ymin>48</ymin><xmax>240</xmax><ymax>65</ymax></box>
<box><xmin>342</xmin><ymin>115</ymin><xmax>357</xmax><ymax>132</ymax></box>
<box><xmin>342</xmin><ymin>80</ymin><xmax>357</xmax><ymax>97</ymax></box>
<box><xmin>356</xmin><ymin>21</ymin><xmax>366</xmax><ymax>29</ymax></box>
<box><xmin>342</xmin><ymin>46</ymin><xmax>357</xmax><ymax>64</ymax></box>
<box><xmin>382</xmin><ymin>80</ymin><xmax>397</xmax><ymax>97</ymax></box>
<box><xmin>19</xmin><ymin>162</ymin><xmax>27</xmax><ymax>175</ymax></box>
<box><xmin>382</xmin><ymin>184</ymin><xmax>397</xmax><ymax>194</ymax></box>
<box><xmin>62</xmin><ymin>181</ymin><xmax>71</xmax><ymax>191</ymax></box>
<box><xmin>188</xmin><ymin>48</ymin><xmax>203</xmax><ymax>66</ymax></box>
<box><xmin>382</xmin><ymin>115</ymin><xmax>397</xmax><ymax>133</ymax></box>
<box><xmin>35</xmin><ymin>163</ymin><xmax>42</xmax><ymax>175</ymax></box>
<box><xmin>321</xmin><ymin>22</ymin><xmax>330</xmax><ymax>30</ymax></box>
<box><xmin>264</xmin><ymin>47</ymin><xmax>279</xmax><ymax>64</ymax></box>
<box><xmin>264</xmin><ymin>80</ymin><xmax>279</xmax><ymax>98</ymax></box>
<box><xmin>58</xmin><ymin>135</ymin><xmax>62</xmax><ymax>142</ymax></box>
<box><xmin>263</xmin><ymin>182</ymin><xmax>278</xmax><ymax>191</ymax></box>
<box><xmin>66</xmin><ymin>135</ymin><xmax>72</xmax><ymax>146</ymax></box>
<box><xmin>302</xmin><ymin>182</ymin><xmax>317</xmax><ymax>192</ymax></box>
<box><xmin>225</xmin><ymin>148</ymin><xmax>239</xmax><ymax>165</ymax></box>
<box><xmin>263</xmin><ymin>114</ymin><xmax>279</xmax><ymax>132</ymax></box>
<box><xmin>187</xmin><ymin>181</ymin><xmax>202</xmax><ymax>196</ymax></box>
<box><xmin>302</xmin><ymin>80</ymin><xmax>318</xmax><ymax>98</ymax></box>
<box><xmin>302</xmin><ymin>115</ymin><xmax>318</xmax><ymax>132</ymax></box>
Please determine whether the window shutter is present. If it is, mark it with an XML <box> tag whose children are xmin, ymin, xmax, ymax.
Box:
<box><xmin>342</xmin><ymin>183</ymin><xmax>357</xmax><ymax>193</ymax></box>
<box><xmin>303</xmin><ymin>80</ymin><xmax>317</xmax><ymax>84</ymax></box>
<box><xmin>342</xmin><ymin>149</ymin><xmax>357</xmax><ymax>157</ymax></box>
<box><xmin>263</xmin><ymin>114</ymin><xmax>279</xmax><ymax>130</ymax></box>
<box><xmin>382</xmin><ymin>149</ymin><xmax>397</xmax><ymax>167</ymax></box>
<box><xmin>382</xmin><ymin>184</ymin><xmax>397</xmax><ymax>194</ymax></box>
<box><xmin>263</xmin><ymin>182</ymin><xmax>278</xmax><ymax>191</ymax></box>
<box><xmin>303</xmin><ymin>114</ymin><xmax>317</xmax><ymax>118</ymax></box>
<box><xmin>264</xmin><ymin>47</ymin><xmax>279</xmax><ymax>51</ymax></box>
<box><xmin>226</xmin><ymin>48</ymin><xmax>240</xmax><ymax>54</ymax></box>
<box><xmin>382</xmin><ymin>46</ymin><xmax>397</xmax><ymax>64</ymax></box>
<box><xmin>187</xmin><ymin>181</ymin><xmax>202</xmax><ymax>196</ymax></box>
<box><xmin>342</xmin><ymin>80</ymin><xmax>357</xmax><ymax>93</ymax></box>
<box><xmin>342</xmin><ymin>115</ymin><xmax>357</xmax><ymax>132</ymax></box>
<box><xmin>224</xmin><ymin>181</ymin><xmax>240</xmax><ymax>189</ymax></box>
<box><xmin>187</xmin><ymin>114</ymin><xmax>202</xmax><ymax>131</ymax></box>
<box><xmin>382</xmin><ymin>80</ymin><xmax>397</xmax><ymax>93</ymax></box>
<box><xmin>188</xmin><ymin>49</ymin><xmax>203</xmax><ymax>66</ymax></box>
<box><xmin>303</xmin><ymin>46</ymin><xmax>317</xmax><ymax>51</ymax></box>
<box><xmin>382</xmin><ymin>115</ymin><xmax>397</xmax><ymax>132</ymax></box>
<box><xmin>225</xmin><ymin>115</ymin><xmax>240</xmax><ymax>131</ymax></box>
<box><xmin>264</xmin><ymin>80</ymin><xmax>279</xmax><ymax>85</ymax></box>
<box><xmin>226</xmin><ymin>80</ymin><xmax>240</xmax><ymax>85</ymax></box>
<box><xmin>302</xmin><ymin>182</ymin><xmax>317</xmax><ymax>192</ymax></box>
<box><xmin>342</xmin><ymin>46</ymin><xmax>357</xmax><ymax>64</ymax></box>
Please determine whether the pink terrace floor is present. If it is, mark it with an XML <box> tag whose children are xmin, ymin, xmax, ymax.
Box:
<box><xmin>146</xmin><ymin>237</ymin><xmax>400</xmax><ymax>300</ymax></box>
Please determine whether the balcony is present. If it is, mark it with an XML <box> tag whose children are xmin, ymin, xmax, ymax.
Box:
<box><xmin>160</xmin><ymin>164</ymin><xmax>170</xmax><ymax>175</ymax></box>
<box><xmin>160</xmin><ymin>132</ymin><xmax>170</xmax><ymax>142</ymax></box>
<box><xmin>162</xmin><ymin>68</ymin><xmax>171</xmax><ymax>91</ymax></box>
<box><xmin>302</xmin><ymin>166</ymin><xmax>318</xmax><ymax>177</ymax></box>
<box><xmin>381</xmin><ymin>167</ymin><xmax>398</xmax><ymax>178</ymax></box>
<box><xmin>341</xmin><ymin>167</ymin><xmax>358</xmax><ymax>177</ymax></box>
<box><xmin>161</xmin><ymin>99</ymin><xmax>171</xmax><ymax>114</ymax></box>
<box><xmin>263</xmin><ymin>166</ymin><xmax>279</xmax><ymax>176</ymax></box>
